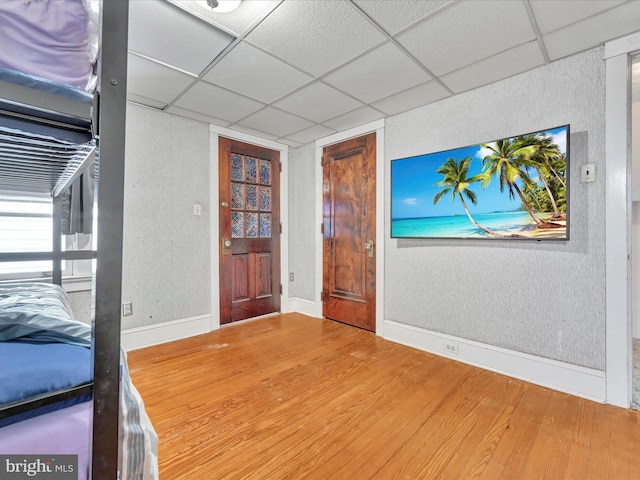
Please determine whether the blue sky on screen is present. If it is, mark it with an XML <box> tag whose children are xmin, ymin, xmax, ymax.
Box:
<box><xmin>391</xmin><ymin>125</ymin><xmax>568</xmax><ymax>219</ymax></box>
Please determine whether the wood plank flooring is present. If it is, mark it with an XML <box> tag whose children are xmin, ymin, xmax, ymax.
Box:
<box><xmin>127</xmin><ymin>313</ymin><xmax>640</xmax><ymax>479</ymax></box>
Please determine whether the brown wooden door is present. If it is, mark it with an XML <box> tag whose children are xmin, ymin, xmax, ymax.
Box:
<box><xmin>219</xmin><ymin>137</ymin><xmax>280</xmax><ymax>324</ymax></box>
<box><xmin>322</xmin><ymin>133</ymin><xmax>376</xmax><ymax>332</ymax></box>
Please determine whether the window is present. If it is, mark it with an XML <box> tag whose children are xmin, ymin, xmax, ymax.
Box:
<box><xmin>0</xmin><ymin>195</ymin><xmax>93</xmax><ymax>282</ymax></box>
<box><xmin>0</xmin><ymin>195</ymin><xmax>53</xmax><ymax>279</ymax></box>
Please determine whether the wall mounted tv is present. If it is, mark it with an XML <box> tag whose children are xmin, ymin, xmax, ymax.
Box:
<box><xmin>391</xmin><ymin>124</ymin><xmax>569</xmax><ymax>240</ymax></box>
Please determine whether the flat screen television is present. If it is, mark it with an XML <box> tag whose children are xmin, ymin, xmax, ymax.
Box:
<box><xmin>390</xmin><ymin>124</ymin><xmax>569</xmax><ymax>240</ymax></box>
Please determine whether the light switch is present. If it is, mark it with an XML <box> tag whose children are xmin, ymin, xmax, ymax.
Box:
<box><xmin>581</xmin><ymin>164</ymin><xmax>595</xmax><ymax>183</ymax></box>
<box><xmin>193</xmin><ymin>203</ymin><xmax>202</xmax><ymax>216</ymax></box>
<box><xmin>122</xmin><ymin>302</ymin><xmax>133</xmax><ymax>316</ymax></box>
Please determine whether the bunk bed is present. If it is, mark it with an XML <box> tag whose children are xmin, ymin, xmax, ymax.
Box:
<box><xmin>0</xmin><ymin>1</ymin><xmax>158</xmax><ymax>478</ymax></box>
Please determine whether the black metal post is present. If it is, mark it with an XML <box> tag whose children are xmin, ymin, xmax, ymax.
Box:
<box><xmin>91</xmin><ymin>0</ymin><xmax>129</xmax><ymax>478</ymax></box>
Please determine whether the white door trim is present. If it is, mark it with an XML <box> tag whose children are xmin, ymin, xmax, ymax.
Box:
<box><xmin>315</xmin><ymin>119</ymin><xmax>386</xmax><ymax>336</ymax></box>
<box><xmin>209</xmin><ymin>125</ymin><xmax>290</xmax><ymax>331</ymax></box>
<box><xmin>604</xmin><ymin>33</ymin><xmax>640</xmax><ymax>407</ymax></box>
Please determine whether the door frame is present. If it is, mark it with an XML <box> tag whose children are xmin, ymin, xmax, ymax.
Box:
<box><xmin>314</xmin><ymin>119</ymin><xmax>385</xmax><ymax>336</ymax></box>
<box><xmin>604</xmin><ymin>31</ymin><xmax>640</xmax><ymax>407</ymax></box>
<box><xmin>209</xmin><ymin>125</ymin><xmax>290</xmax><ymax>331</ymax></box>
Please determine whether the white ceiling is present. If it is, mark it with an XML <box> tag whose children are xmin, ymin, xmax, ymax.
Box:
<box><xmin>127</xmin><ymin>0</ymin><xmax>640</xmax><ymax>147</ymax></box>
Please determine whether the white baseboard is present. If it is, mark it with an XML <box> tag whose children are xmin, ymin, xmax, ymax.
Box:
<box><xmin>121</xmin><ymin>314</ymin><xmax>212</xmax><ymax>351</ymax></box>
<box><xmin>383</xmin><ymin>320</ymin><xmax>606</xmax><ymax>403</ymax></box>
<box><xmin>288</xmin><ymin>297</ymin><xmax>322</xmax><ymax>318</ymax></box>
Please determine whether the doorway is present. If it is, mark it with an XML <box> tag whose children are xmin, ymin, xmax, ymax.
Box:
<box><xmin>218</xmin><ymin>136</ymin><xmax>281</xmax><ymax>324</ymax></box>
<box><xmin>631</xmin><ymin>54</ymin><xmax>640</xmax><ymax>408</ymax></box>
<box><xmin>322</xmin><ymin>133</ymin><xmax>377</xmax><ymax>332</ymax></box>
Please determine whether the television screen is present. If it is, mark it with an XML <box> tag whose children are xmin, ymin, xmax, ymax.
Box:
<box><xmin>391</xmin><ymin>125</ymin><xmax>569</xmax><ymax>240</ymax></box>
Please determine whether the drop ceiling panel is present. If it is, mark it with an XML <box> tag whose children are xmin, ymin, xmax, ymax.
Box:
<box><xmin>273</xmin><ymin>82</ymin><xmax>363</xmax><ymax>123</ymax></box>
<box><xmin>203</xmin><ymin>42</ymin><xmax>313</xmax><ymax>103</ymax></box>
<box><xmin>127</xmin><ymin>54</ymin><xmax>196</xmax><ymax>105</ymax></box>
<box><xmin>442</xmin><ymin>42</ymin><xmax>545</xmax><ymax>94</ymax></box>
<box><xmin>124</xmin><ymin>0</ymin><xmax>640</xmax><ymax>146</ymax></box>
<box><xmin>127</xmin><ymin>93</ymin><xmax>168</xmax><ymax>110</ymax></box>
<box><xmin>529</xmin><ymin>0</ymin><xmax>625</xmax><ymax>35</ymax></box>
<box><xmin>396</xmin><ymin>0</ymin><xmax>535</xmax><ymax>77</ymax></box>
<box><xmin>543</xmin><ymin>1</ymin><xmax>640</xmax><ymax>60</ymax></box>
<box><xmin>173</xmin><ymin>81</ymin><xmax>264</xmax><ymax>122</ymax></box>
<box><xmin>284</xmin><ymin>125</ymin><xmax>337</xmax><ymax>145</ymax></box>
<box><xmin>236</xmin><ymin>107</ymin><xmax>314</xmax><ymax>138</ymax></box>
<box><xmin>128</xmin><ymin>0</ymin><xmax>235</xmax><ymax>75</ymax></box>
<box><xmin>352</xmin><ymin>0</ymin><xmax>454</xmax><ymax>35</ymax></box>
<box><xmin>245</xmin><ymin>0</ymin><xmax>386</xmax><ymax>76</ymax></box>
<box><xmin>166</xmin><ymin>105</ymin><xmax>232</xmax><ymax>127</ymax></box>
<box><xmin>166</xmin><ymin>0</ymin><xmax>279</xmax><ymax>36</ymax></box>
<box><xmin>322</xmin><ymin>106</ymin><xmax>385</xmax><ymax>132</ymax></box>
<box><xmin>228</xmin><ymin>124</ymin><xmax>279</xmax><ymax>141</ymax></box>
<box><xmin>324</xmin><ymin>42</ymin><xmax>431</xmax><ymax>104</ymax></box>
<box><xmin>371</xmin><ymin>80</ymin><xmax>450</xmax><ymax>116</ymax></box>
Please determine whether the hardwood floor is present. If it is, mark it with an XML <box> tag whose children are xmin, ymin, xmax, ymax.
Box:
<box><xmin>127</xmin><ymin>313</ymin><xmax>640</xmax><ymax>479</ymax></box>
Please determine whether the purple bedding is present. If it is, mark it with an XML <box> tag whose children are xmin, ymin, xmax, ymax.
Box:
<box><xmin>0</xmin><ymin>0</ymin><xmax>99</xmax><ymax>91</ymax></box>
<box><xmin>0</xmin><ymin>401</ymin><xmax>91</xmax><ymax>480</ymax></box>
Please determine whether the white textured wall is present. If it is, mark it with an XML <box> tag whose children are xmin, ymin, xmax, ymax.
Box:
<box><xmin>121</xmin><ymin>103</ymin><xmax>211</xmax><ymax>329</ymax></box>
<box><xmin>288</xmin><ymin>142</ymin><xmax>316</xmax><ymax>300</ymax></box>
<box><xmin>68</xmin><ymin>290</ymin><xmax>92</xmax><ymax>324</ymax></box>
<box><xmin>385</xmin><ymin>48</ymin><xmax>606</xmax><ymax>370</ymax></box>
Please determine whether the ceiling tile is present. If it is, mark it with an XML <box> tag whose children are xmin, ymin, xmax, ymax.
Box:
<box><xmin>322</xmin><ymin>106</ymin><xmax>385</xmax><ymax>132</ymax></box>
<box><xmin>127</xmin><ymin>53</ymin><xmax>195</xmax><ymax>104</ymax></box>
<box><xmin>165</xmin><ymin>105</ymin><xmax>231</xmax><ymax>127</ymax></box>
<box><xmin>276</xmin><ymin>138</ymin><xmax>303</xmax><ymax>149</ymax></box>
<box><xmin>237</xmin><ymin>107</ymin><xmax>314</xmax><ymax>138</ymax></box>
<box><xmin>396</xmin><ymin>0</ymin><xmax>535</xmax><ymax>76</ymax></box>
<box><xmin>246</xmin><ymin>0</ymin><xmax>386</xmax><ymax>76</ymax></box>
<box><xmin>172</xmin><ymin>81</ymin><xmax>264</xmax><ymax>122</ymax></box>
<box><xmin>284</xmin><ymin>125</ymin><xmax>337</xmax><ymax>145</ymax></box>
<box><xmin>226</xmin><ymin>124</ymin><xmax>279</xmax><ymax>141</ymax></box>
<box><xmin>273</xmin><ymin>82</ymin><xmax>363</xmax><ymax>123</ymax></box>
<box><xmin>203</xmin><ymin>42</ymin><xmax>313</xmax><ymax>104</ymax></box>
<box><xmin>543</xmin><ymin>1</ymin><xmax>640</xmax><ymax>60</ymax></box>
<box><xmin>127</xmin><ymin>94</ymin><xmax>167</xmax><ymax>110</ymax></box>
<box><xmin>352</xmin><ymin>0</ymin><xmax>453</xmax><ymax>35</ymax></box>
<box><xmin>324</xmin><ymin>42</ymin><xmax>430</xmax><ymax>104</ymax></box>
<box><xmin>128</xmin><ymin>0</ymin><xmax>235</xmax><ymax>75</ymax></box>
<box><xmin>371</xmin><ymin>80</ymin><xmax>450</xmax><ymax>116</ymax></box>
<box><xmin>441</xmin><ymin>42</ymin><xmax>545</xmax><ymax>94</ymax></box>
<box><xmin>529</xmin><ymin>0</ymin><xmax>625</xmax><ymax>35</ymax></box>
<box><xmin>166</xmin><ymin>0</ymin><xmax>279</xmax><ymax>36</ymax></box>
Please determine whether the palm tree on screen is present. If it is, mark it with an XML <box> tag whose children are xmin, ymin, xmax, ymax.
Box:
<box><xmin>480</xmin><ymin>137</ymin><xmax>547</xmax><ymax>225</ymax></box>
<box><xmin>433</xmin><ymin>157</ymin><xmax>502</xmax><ymax>238</ymax></box>
<box><xmin>521</xmin><ymin>133</ymin><xmax>566</xmax><ymax>219</ymax></box>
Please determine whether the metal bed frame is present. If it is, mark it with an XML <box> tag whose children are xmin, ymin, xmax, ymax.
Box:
<box><xmin>0</xmin><ymin>1</ymin><xmax>129</xmax><ymax>478</ymax></box>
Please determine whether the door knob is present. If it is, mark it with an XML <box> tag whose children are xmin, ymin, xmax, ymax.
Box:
<box><xmin>221</xmin><ymin>201</ymin><xmax>229</xmax><ymax>208</ymax></box>
<box><xmin>223</xmin><ymin>238</ymin><xmax>231</xmax><ymax>255</ymax></box>
<box><xmin>364</xmin><ymin>240</ymin><xmax>374</xmax><ymax>258</ymax></box>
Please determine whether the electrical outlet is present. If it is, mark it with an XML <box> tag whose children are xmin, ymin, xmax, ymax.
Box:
<box><xmin>289</xmin><ymin>272</ymin><xmax>294</xmax><ymax>282</ymax></box>
<box><xmin>443</xmin><ymin>342</ymin><xmax>459</xmax><ymax>355</ymax></box>
<box><xmin>122</xmin><ymin>302</ymin><xmax>133</xmax><ymax>316</ymax></box>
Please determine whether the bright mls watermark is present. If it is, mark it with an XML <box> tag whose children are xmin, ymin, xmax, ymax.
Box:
<box><xmin>0</xmin><ymin>455</ymin><xmax>77</xmax><ymax>479</ymax></box>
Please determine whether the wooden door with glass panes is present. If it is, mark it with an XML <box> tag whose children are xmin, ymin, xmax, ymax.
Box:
<box><xmin>219</xmin><ymin>137</ymin><xmax>280</xmax><ymax>324</ymax></box>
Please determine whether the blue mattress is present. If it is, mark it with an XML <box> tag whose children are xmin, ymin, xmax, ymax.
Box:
<box><xmin>0</xmin><ymin>342</ymin><xmax>92</xmax><ymax>428</ymax></box>
<box><xmin>0</xmin><ymin>66</ymin><xmax>93</xmax><ymax>104</ymax></box>
<box><xmin>0</xmin><ymin>283</ymin><xmax>93</xmax><ymax>427</ymax></box>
